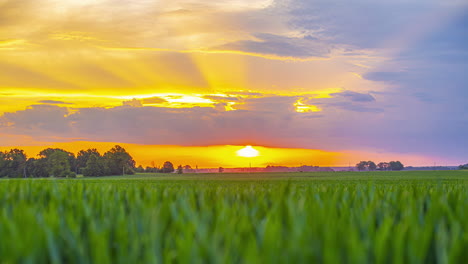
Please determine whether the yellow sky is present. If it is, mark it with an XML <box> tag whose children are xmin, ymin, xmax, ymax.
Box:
<box><xmin>0</xmin><ymin>0</ymin><xmax>384</xmax><ymax>114</ymax></box>
<box><xmin>1</xmin><ymin>0</ymin><xmax>461</xmax><ymax>167</ymax></box>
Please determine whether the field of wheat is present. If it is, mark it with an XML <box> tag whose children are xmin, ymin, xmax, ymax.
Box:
<box><xmin>0</xmin><ymin>171</ymin><xmax>467</xmax><ymax>263</ymax></box>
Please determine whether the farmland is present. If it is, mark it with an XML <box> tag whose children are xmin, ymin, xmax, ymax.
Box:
<box><xmin>1</xmin><ymin>171</ymin><xmax>467</xmax><ymax>263</ymax></box>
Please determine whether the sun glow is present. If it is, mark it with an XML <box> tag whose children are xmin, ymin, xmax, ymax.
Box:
<box><xmin>236</xmin><ymin>145</ymin><xmax>260</xmax><ymax>158</ymax></box>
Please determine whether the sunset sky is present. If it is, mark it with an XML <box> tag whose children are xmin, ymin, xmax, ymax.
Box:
<box><xmin>0</xmin><ymin>0</ymin><xmax>467</xmax><ymax>167</ymax></box>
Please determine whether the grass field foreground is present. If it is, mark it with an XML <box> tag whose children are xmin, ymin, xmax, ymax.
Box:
<box><xmin>0</xmin><ymin>171</ymin><xmax>467</xmax><ymax>263</ymax></box>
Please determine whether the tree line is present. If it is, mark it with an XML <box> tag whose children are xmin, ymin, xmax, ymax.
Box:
<box><xmin>1</xmin><ymin>145</ymin><xmax>409</xmax><ymax>178</ymax></box>
<box><xmin>356</xmin><ymin>160</ymin><xmax>404</xmax><ymax>171</ymax></box>
<box><xmin>134</xmin><ymin>161</ymin><xmax>181</xmax><ymax>174</ymax></box>
<box><xmin>0</xmin><ymin>145</ymin><xmax>179</xmax><ymax>178</ymax></box>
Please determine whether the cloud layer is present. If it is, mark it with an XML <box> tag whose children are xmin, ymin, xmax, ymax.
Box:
<box><xmin>0</xmin><ymin>0</ymin><xmax>467</xmax><ymax>165</ymax></box>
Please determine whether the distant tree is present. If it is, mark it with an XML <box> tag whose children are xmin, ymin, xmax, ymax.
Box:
<box><xmin>39</xmin><ymin>148</ymin><xmax>75</xmax><ymax>171</ymax></box>
<box><xmin>368</xmin><ymin>161</ymin><xmax>377</xmax><ymax>171</ymax></box>
<box><xmin>47</xmin><ymin>150</ymin><xmax>75</xmax><ymax>177</ymax></box>
<box><xmin>459</xmin><ymin>164</ymin><xmax>468</xmax><ymax>170</ymax></box>
<box><xmin>135</xmin><ymin>165</ymin><xmax>145</xmax><ymax>173</ymax></box>
<box><xmin>356</xmin><ymin>161</ymin><xmax>368</xmax><ymax>171</ymax></box>
<box><xmin>356</xmin><ymin>161</ymin><xmax>377</xmax><ymax>171</ymax></box>
<box><xmin>389</xmin><ymin>161</ymin><xmax>404</xmax><ymax>171</ymax></box>
<box><xmin>82</xmin><ymin>154</ymin><xmax>106</xmax><ymax>177</ymax></box>
<box><xmin>0</xmin><ymin>152</ymin><xmax>6</xmax><ymax>178</ymax></box>
<box><xmin>0</xmin><ymin>149</ymin><xmax>27</xmax><ymax>178</ymax></box>
<box><xmin>26</xmin><ymin>158</ymin><xmax>49</xmax><ymax>178</ymax></box>
<box><xmin>161</xmin><ymin>161</ymin><xmax>174</xmax><ymax>173</ymax></box>
<box><xmin>176</xmin><ymin>165</ymin><xmax>183</xmax><ymax>174</ymax></box>
<box><xmin>377</xmin><ymin>162</ymin><xmax>390</xmax><ymax>171</ymax></box>
<box><xmin>77</xmin><ymin>149</ymin><xmax>101</xmax><ymax>174</ymax></box>
<box><xmin>184</xmin><ymin>165</ymin><xmax>192</xmax><ymax>170</ymax></box>
<box><xmin>219</xmin><ymin>167</ymin><xmax>224</xmax><ymax>173</ymax></box>
<box><xmin>103</xmin><ymin>145</ymin><xmax>136</xmax><ymax>175</ymax></box>
<box><xmin>144</xmin><ymin>166</ymin><xmax>159</xmax><ymax>173</ymax></box>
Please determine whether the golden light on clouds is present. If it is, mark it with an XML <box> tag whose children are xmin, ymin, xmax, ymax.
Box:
<box><xmin>294</xmin><ymin>99</ymin><xmax>321</xmax><ymax>113</ymax></box>
<box><xmin>2</xmin><ymin>0</ymin><xmax>455</xmax><ymax>168</ymax></box>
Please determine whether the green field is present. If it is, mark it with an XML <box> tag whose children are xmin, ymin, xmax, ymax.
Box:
<box><xmin>1</xmin><ymin>171</ymin><xmax>467</xmax><ymax>263</ymax></box>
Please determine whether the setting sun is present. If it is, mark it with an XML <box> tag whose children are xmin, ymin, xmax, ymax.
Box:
<box><xmin>236</xmin><ymin>145</ymin><xmax>260</xmax><ymax>158</ymax></box>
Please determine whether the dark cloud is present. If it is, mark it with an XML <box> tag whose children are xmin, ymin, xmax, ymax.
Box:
<box><xmin>301</xmin><ymin>114</ymin><xmax>324</xmax><ymax>119</ymax></box>
<box><xmin>398</xmin><ymin>10</ymin><xmax>468</xmax><ymax>62</ymax></box>
<box><xmin>331</xmin><ymin>91</ymin><xmax>375</xmax><ymax>102</ymax></box>
<box><xmin>360</xmin><ymin>9</ymin><xmax>468</xmax><ymax>125</ymax></box>
<box><xmin>0</xmin><ymin>105</ymin><xmax>70</xmax><ymax>133</ymax></box>
<box><xmin>314</xmin><ymin>101</ymin><xmax>383</xmax><ymax>113</ymax></box>
<box><xmin>363</xmin><ymin>71</ymin><xmax>411</xmax><ymax>83</ymax></box>
<box><xmin>66</xmin><ymin>105</ymin><xmax>295</xmax><ymax>146</ymax></box>
<box><xmin>411</xmin><ymin>92</ymin><xmax>434</xmax><ymax>103</ymax></box>
<box><xmin>1</xmin><ymin>98</ymin><xmax>467</xmax><ymax>160</ymax></box>
<box><xmin>288</xmin><ymin>0</ymin><xmax>449</xmax><ymax>49</ymax></box>
<box><xmin>334</xmin><ymin>103</ymin><xmax>383</xmax><ymax>113</ymax></box>
<box><xmin>305</xmin><ymin>90</ymin><xmax>381</xmax><ymax>113</ymax></box>
<box><xmin>292</xmin><ymin>1</ymin><xmax>467</xmax><ymax>160</ymax></box>
<box><xmin>38</xmin><ymin>100</ymin><xmax>73</xmax><ymax>105</ymax></box>
<box><xmin>236</xmin><ymin>96</ymin><xmax>297</xmax><ymax>113</ymax></box>
<box><xmin>215</xmin><ymin>33</ymin><xmax>330</xmax><ymax>58</ymax></box>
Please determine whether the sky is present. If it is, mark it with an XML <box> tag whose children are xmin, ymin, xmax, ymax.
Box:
<box><xmin>0</xmin><ymin>0</ymin><xmax>467</xmax><ymax>167</ymax></box>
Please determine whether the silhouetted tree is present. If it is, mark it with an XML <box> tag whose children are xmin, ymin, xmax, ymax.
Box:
<box><xmin>161</xmin><ymin>161</ymin><xmax>174</xmax><ymax>173</ymax></box>
<box><xmin>368</xmin><ymin>161</ymin><xmax>377</xmax><ymax>171</ymax></box>
<box><xmin>39</xmin><ymin>148</ymin><xmax>76</xmax><ymax>171</ymax></box>
<box><xmin>47</xmin><ymin>150</ymin><xmax>75</xmax><ymax>178</ymax></box>
<box><xmin>177</xmin><ymin>165</ymin><xmax>183</xmax><ymax>174</ymax></box>
<box><xmin>356</xmin><ymin>161</ymin><xmax>377</xmax><ymax>171</ymax></box>
<box><xmin>135</xmin><ymin>165</ymin><xmax>145</xmax><ymax>173</ymax></box>
<box><xmin>389</xmin><ymin>161</ymin><xmax>404</xmax><ymax>171</ymax></box>
<box><xmin>82</xmin><ymin>154</ymin><xmax>106</xmax><ymax>177</ymax></box>
<box><xmin>377</xmin><ymin>162</ymin><xmax>390</xmax><ymax>171</ymax></box>
<box><xmin>356</xmin><ymin>161</ymin><xmax>367</xmax><ymax>171</ymax></box>
<box><xmin>77</xmin><ymin>149</ymin><xmax>101</xmax><ymax>174</ymax></box>
<box><xmin>26</xmin><ymin>158</ymin><xmax>48</xmax><ymax>178</ymax></box>
<box><xmin>0</xmin><ymin>149</ymin><xmax>27</xmax><ymax>178</ymax></box>
<box><xmin>219</xmin><ymin>167</ymin><xmax>224</xmax><ymax>173</ymax></box>
<box><xmin>103</xmin><ymin>145</ymin><xmax>135</xmax><ymax>175</ymax></box>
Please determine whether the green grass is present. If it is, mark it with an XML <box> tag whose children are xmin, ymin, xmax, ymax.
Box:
<box><xmin>1</xmin><ymin>171</ymin><xmax>467</xmax><ymax>263</ymax></box>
